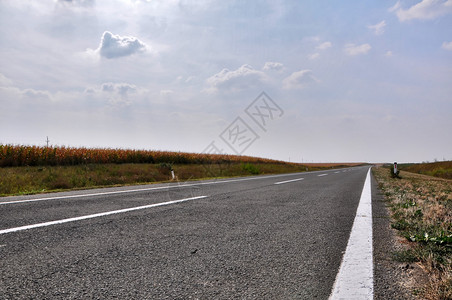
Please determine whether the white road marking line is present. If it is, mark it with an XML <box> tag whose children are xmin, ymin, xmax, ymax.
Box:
<box><xmin>329</xmin><ymin>168</ymin><xmax>373</xmax><ymax>299</ymax></box>
<box><xmin>334</xmin><ymin>171</ymin><xmax>340</xmax><ymax>174</ymax></box>
<box><xmin>317</xmin><ymin>174</ymin><xmax>328</xmax><ymax>177</ymax></box>
<box><xmin>0</xmin><ymin>173</ymin><xmax>303</xmax><ymax>206</ymax></box>
<box><xmin>0</xmin><ymin>167</ymin><xmax>353</xmax><ymax>206</ymax></box>
<box><xmin>0</xmin><ymin>196</ymin><xmax>208</xmax><ymax>235</ymax></box>
<box><xmin>274</xmin><ymin>178</ymin><xmax>304</xmax><ymax>185</ymax></box>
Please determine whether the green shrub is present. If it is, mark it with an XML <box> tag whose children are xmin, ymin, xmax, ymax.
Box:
<box><xmin>242</xmin><ymin>163</ymin><xmax>260</xmax><ymax>175</ymax></box>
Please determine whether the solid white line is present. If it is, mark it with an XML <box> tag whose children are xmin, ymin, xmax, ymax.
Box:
<box><xmin>0</xmin><ymin>196</ymin><xmax>208</xmax><ymax>235</ymax></box>
<box><xmin>329</xmin><ymin>168</ymin><xmax>373</xmax><ymax>299</ymax></box>
<box><xmin>274</xmin><ymin>178</ymin><xmax>304</xmax><ymax>185</ymax></box>
<box><xmin>0</xmin><ymin>168</ymin><xmax>353</xmax><ymax>206</ymax></box>
<box><xmin>317</xmin><ymin>174</ymin><xmax>328</xmax><ymax>177</ymax></box>
<box><xmin>0</xmin><ymin>173</ymin><xmax>301</xmax><ymax>206</ymax></box>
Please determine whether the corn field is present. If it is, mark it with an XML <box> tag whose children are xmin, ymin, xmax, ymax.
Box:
<box><xmin>0</xmin><ymin>144</ymin><xmax>284</xmax><ymax>167</ymax></box>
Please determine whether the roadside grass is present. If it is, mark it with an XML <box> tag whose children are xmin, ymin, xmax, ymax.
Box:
<box><xmin>373</xmin><ymin>166</ymin><xmax>452</xmax><ymax>299</ymax></box>
<box><xmin>0</xmin><ymin>144</ymin><xmax>366</xmax><ymax>197</ymax></box>
<box><xmin>0</xmin><ymin>162</ymin><xmax>342</xmax><ymax>197</ymax></box>
<box><xmin>398</xmin><ymin>161</ymin><xmax>452</xmax><ymax>180</ymax></box>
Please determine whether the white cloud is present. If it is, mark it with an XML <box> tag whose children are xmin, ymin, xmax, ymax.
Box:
<box><xmin>160</xmin><ymin>89</ymin><xmax>174</xmax><ymax>96</ymax></box>
<box><xmin>386</xmin><ymin>51</ymin><xmax>394</xmax><ymax>57</ymax></box>
<box><xmin>205</xmin><ymin>64</ymin><xmax>265</xmax><ymax>93</ymax></box>
<box><xmin>308</xmin><ymin>53</ymin><xmax>320</xmax><ymax>60</ymax></box>
<box><xmin>391</xmin><ymin>0</ymin><xmax>452</xmax><ymax>22</ymax></box>
<box><xmin>84</xmin><ymin>82</ymin><xmax>140</xmax><ymax>105</ymax></box>
<box><xmin>185</xmin><ymin>76</ymin><xmax>196</xmax><ymax>83</ymax></box>
<box><xmin>303</xmin><ymin>36</ymin><xmax>321</xmax><ymax>43</ymax></box>
<box><xmin>389</xmin><ymin>1</ymin><xmax>402</xmax><ymax>12</ymax></box>
<box><xmin>316</xmin><ymin>41</ymin><xmax>332</xmax><ymax>50</ymax></box>
<box><xmin>344</xmin><ymin>43</ymin><xmax>371</xmax><ymax>56</ymax></box>
<box><xmin>263</xmin><ymin>62</ymin><xmax>284</xmax><ymax>71</ymax></box>
<box><xmin>91</xmin><ymin>31</ymin><xmax>148</xmax><ymax>59</ymax></box>
<box><xmin>283</xmin><ymin>70</ymin><xmax>317</xmax><ymax>89</ymax></box>
<box><xmin>102</xmin><ymin>82</ymin><xmax>137</xmax><ymax>96</ymax></box>
<box><xmin>368</xmin><ymin>20</ymin><xmax>386</xmax><ymax>35</ymax></box>
<box><xmin>442</xmin><ymin>41</ymin><xmax>452</xmax><ymax>50</ymax></box>
<box><xmin>0</xmin><ymin>73</ymin><xmax>13</xmax><ymax>87</ymax></box>
<box><xmin>21</xmin><ymin>88</ymin><xmax>53</xmax><ymax>100</ymax></box>
<box><xmin>0</xmin><ymin>85</ymin><xmax>54</xmax><ymax>104</ymax></box>
<box><xmin>57</xmin><ymin>0</ymin><xmax>94</xmax><ymax>7</ymax></box>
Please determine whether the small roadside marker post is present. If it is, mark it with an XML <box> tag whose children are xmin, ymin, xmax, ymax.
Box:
<box><xmin>394</xmin><ymin>162</ymin><xmax>397</xmax><ymax>175</ymax></box>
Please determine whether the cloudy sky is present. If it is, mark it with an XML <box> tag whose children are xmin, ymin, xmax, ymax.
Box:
<box><xmin>1</xmin><ymin>0</ymin><xmax>451</xmax><ymax>163</ymax></box>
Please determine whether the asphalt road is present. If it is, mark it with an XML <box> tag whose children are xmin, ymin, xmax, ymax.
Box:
<box><xmin>1</xmin><ymin>167</ymin><xmax>372</xmax><ymax>299</ymax></box>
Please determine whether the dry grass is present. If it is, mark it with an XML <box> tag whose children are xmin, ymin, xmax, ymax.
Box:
<box><xmin>373</xmin><ymin>166</ymin><xmax>452</xmax><ymax>299</ymax></box>
<box><xmin>399</xmin><ymin>161</ymin><xmax>452</xmax><ymax>180</ymax></box>
<box><xmin>0</xmin><ymin>162</ymin><xmax>346</xmax><ymax>197</ymax></box>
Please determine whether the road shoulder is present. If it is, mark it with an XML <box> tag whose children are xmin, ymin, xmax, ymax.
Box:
<box><xmin>372</xmin><ymin>169</ymin><xmax>416</xmax><ymax>300</ymax></box>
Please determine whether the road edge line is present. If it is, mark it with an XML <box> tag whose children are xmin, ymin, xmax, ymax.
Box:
<box><xmin>329</xmin><ymin>167</ymin><xmax>373</xmax><ymax>299</ymax></box>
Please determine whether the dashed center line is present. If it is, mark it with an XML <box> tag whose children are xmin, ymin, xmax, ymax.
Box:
<box><xmin>274</xmin><ymin>178</ymin><xmax>304</xmax><ymax>185</ymax></box>
<box><xmin>317</xmin><ymin>174</ymin><xmax>328</xmax><ymax>177</ymax></box>
<box><xmin>0</xmin><ymin>196</ymin><xmax>208</xmax><ymax>235</ymax></box>
<box><xmin>0</xmin><ymin>173</ymin><xmax>309</xmax><ymax>206</ymax></box>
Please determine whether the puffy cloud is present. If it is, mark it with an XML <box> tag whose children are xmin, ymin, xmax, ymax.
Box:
<box><xmin>101</xmin><ymin>82</ymin><xmax>136</xmax><ymax>97</ymax></box>
<box><xmin>0</xmin><ymin>73</ymin><xmax>13</xmax><ymax>87</ymax></box>
<box><xmin>368</xmin><ymin>20</ymin><xmax>386</xmax><ymax>35</ymax></box>
<box><xmin>391</xmin><ymin>0</ymin><xmax>452</xmax><ymax>22</ymax></box>
<box><xmin>442</xmin><ymin>41</ymin><xmax>452</xmax><ymax>50</ymax></box>
<box><xmin>389</xmin><ymin>1</ymin><xmax>402</xmax><ymax>12</ymax></box>
<box><xmin>308</xmin><ymin>53</ymin><xmax>320</xmax><ymax>60</ymax></box>
<box><xmin>344</xmin><ymin>43</ymin><xmax>371</xmax><ymax>56</ymax></box>
<box><xmin>22</xmin><ymin>89</ymin><xmax>53</xmax><ymax>100</ymax></box>
<box><xmin>83</xmin><ymin>82</ymin><xmax>140</xmax><ymax>105</ymax></box>
<box><xmin>93</xmin><ymin>31</ymin><xmax>148</xmax><ymax>59</ymax></box>
<box><xmin>386</xmin><ymin>51</ymin><xmax>394</xmax><ymax>57</ymax></box>
<box><xmin>160</xmin><ymin>89</ymin><xmax>174</xmax><ymax>96</ymax></box>
<box><xmin>0</xmin><ymin>85</ymin><xmax>53</xmax><ymax>104</ymax></box>
<box><xmin>0</xmin><ymin>76</ymin><xmax>53</xmax><ymax>102</ymax></box>
<box><xmin>263</xmin><ymin>62</ymin><xmax>284</xmax><ymax>71</ymax></box>
<box><xmin>316</xmin><ymin>41</ymin><xmax>332</xmax><ymax>50</ymax></box>
<box><xmin>283</xmin><ymin>70</ymin><xmax>317</xmax><ymax>89</ymax></box>
<box><xmin>206</xmin><ymin>64</ymin><xmax>265</xmax><ymax>92</ymax></box>
<box><xmin>57</xmin><ymin>0</ymin><xmax>94</xmax><ymax>7</ymax></box>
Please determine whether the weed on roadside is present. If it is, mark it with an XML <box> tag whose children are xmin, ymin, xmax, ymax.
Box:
<box><xmin>373</xmin><ymin>166</ymin><xmax>452</xmax><ymax>299</ymax></box>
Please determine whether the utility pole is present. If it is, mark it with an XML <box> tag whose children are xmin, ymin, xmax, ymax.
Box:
<box><xmin>46</xmin><ymin>136</ymin><xmax>50</xmax><ymax>148</ymax></box>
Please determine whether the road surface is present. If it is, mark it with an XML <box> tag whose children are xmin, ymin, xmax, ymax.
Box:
<box><xmin>1</xmin><ymin>166</ymin><xmax>383</xmax><ymax>299</ymax></box>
